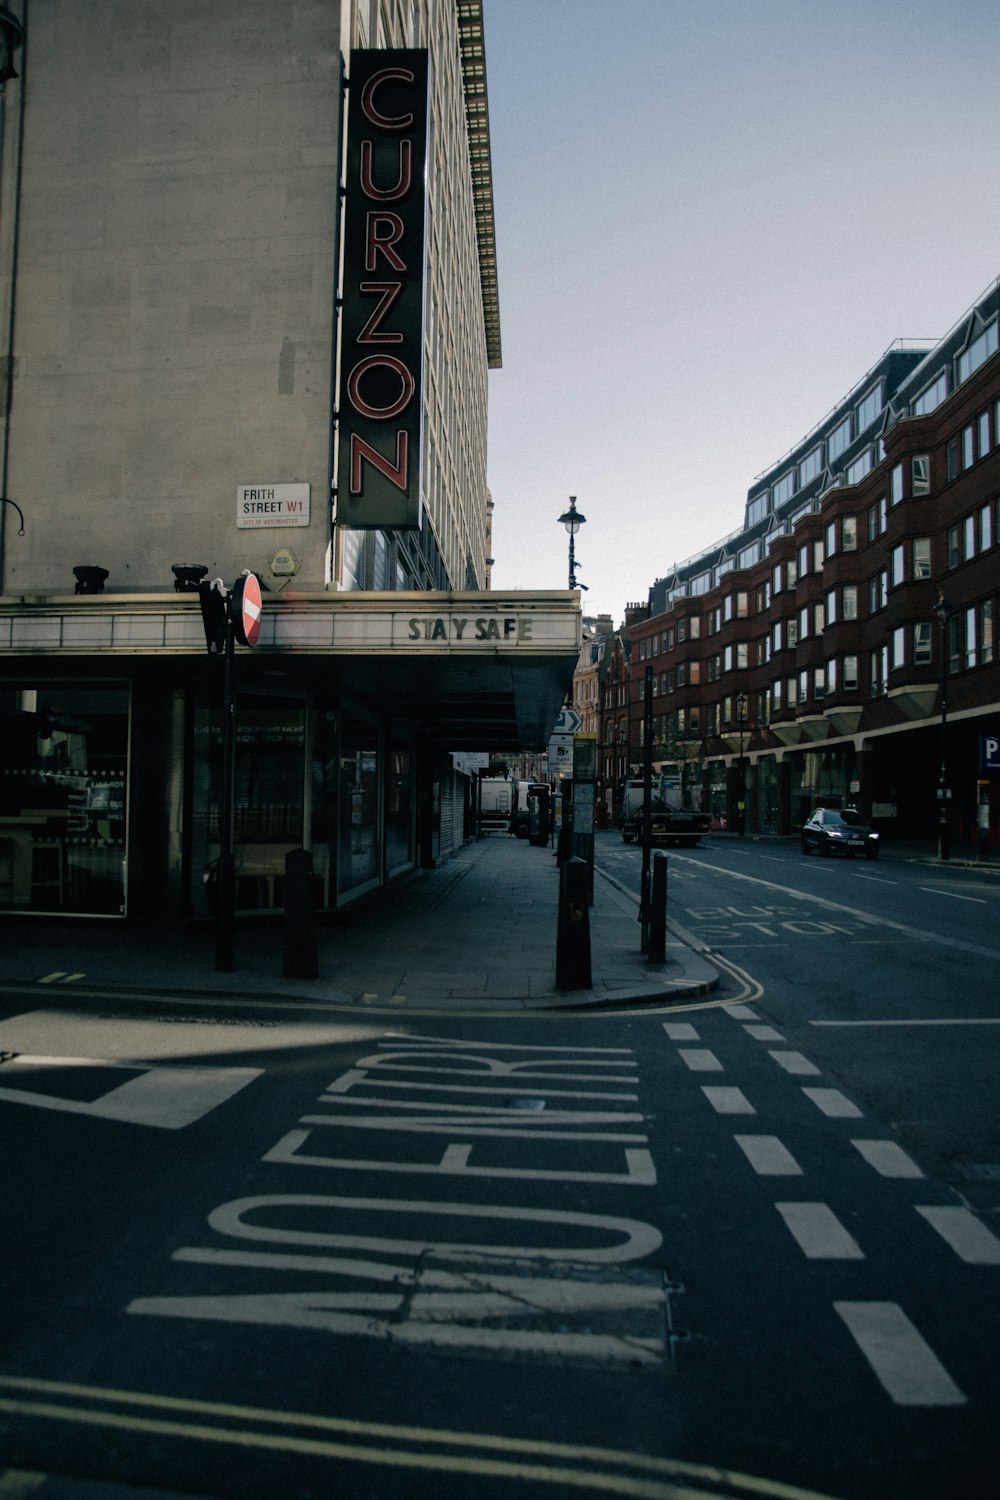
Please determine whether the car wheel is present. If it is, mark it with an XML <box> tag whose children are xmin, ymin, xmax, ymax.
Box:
<box><xmin>801</xmin><ymin>838</ymin><xmax>812</xmax><ymax>854</ymax></box>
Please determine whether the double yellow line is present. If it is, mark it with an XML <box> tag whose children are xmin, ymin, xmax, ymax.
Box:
<box><xmin>0</xmin><ymin>1374</ymin><xmax>839</xmax><ymax>1499</ymax></box>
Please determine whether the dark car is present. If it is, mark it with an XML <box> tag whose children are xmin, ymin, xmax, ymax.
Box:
<box><xmin>626</xmin><ymin>795</ymin><xmax>710</xmax><ymax>848</ymax></box>
<box><xmin>801</xmin><ymin>807</ymin><xmax>880</xmax><ymax>859</ymax></box>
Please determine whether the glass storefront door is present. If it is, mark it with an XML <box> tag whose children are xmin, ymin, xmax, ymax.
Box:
<box><xmin>339</xmin><ymin>717</ymin><xmax>379</xmax><ymax>899</ymax></box>
<box><xmin>0</xmin><ymin>684</ymin><xmax>128</xmax><ymax>915</ymax></box>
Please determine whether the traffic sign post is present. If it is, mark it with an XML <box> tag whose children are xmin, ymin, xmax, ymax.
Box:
<box><xmin>197</xmin><ymin>573</ymin><xmax>264</xmax><ymax>973</ymax></box>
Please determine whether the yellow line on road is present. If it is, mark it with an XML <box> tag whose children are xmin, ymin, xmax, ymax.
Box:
<box><xmin>0</xmin><ymin>1375</ymin><xmax>843</xmax><ymax>1500</ymax></box>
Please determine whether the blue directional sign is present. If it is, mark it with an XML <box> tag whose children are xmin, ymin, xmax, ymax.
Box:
<box><xmin>981</xmin><ymin>734</ymin><xmax>1000</xmax><ymax>772</ymax></box>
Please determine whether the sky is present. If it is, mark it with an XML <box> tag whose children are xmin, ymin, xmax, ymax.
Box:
<box><xmin>480</xmin><ymin>0</ymin><xmax>1000</xmax><ymax>626</ymax></box>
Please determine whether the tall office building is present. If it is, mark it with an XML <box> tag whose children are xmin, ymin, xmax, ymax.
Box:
<box><xmin>0</xmin><ymin>2</ymin><xmax>579</xmax><ymax>921</ymax></box>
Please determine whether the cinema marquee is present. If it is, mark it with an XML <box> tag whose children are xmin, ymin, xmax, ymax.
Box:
<box><xmin>337</xmin><ymin>48</ymin><xmax>429</xmax><ymax>530</ymax></box>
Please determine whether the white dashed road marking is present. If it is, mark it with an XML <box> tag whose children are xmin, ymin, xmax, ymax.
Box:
<box><xmin>768</xmin><ymin>1050</ymin><xmax>821</xmax><ymax>1076</ymax></box>
<box><xmin>662</xmin><ymin>1023</ymin><xmax>700</xmax><ymax>1041</ymax></box>
<box><xmin>916</xmin><ymin>1206</ymin><xmax>1000</xmax><ymax>1264</ymax></box>
<box><xmin>733</xmin><ymin>1135</ymin><xmax>802</xmax><ymax>1176</ymax></box>
<box><xmin>776</xmin><ymin>1202</ymin><xmax>864</xmax><ymax>1260</ymax></box>
<box><xmin>677</xmin><ymin>1049</ymin><xmax>723</xmax><ymax>1073</ymax></box>
<box><xmin>801</xmin><ymin>1087</ymin><xmax>863</xmax><ymax>1119</ymax></box>
<box><xmin>851</xmin><ymin>1140</ymin><xmax>923</xmax><ymax>1179</ymax></box>
<box><xmin>834</xmin><ymin>1302</ymin><xmax>967</xmax><ymax>1406</ymax></box>
<box><xmin>701</xmin><ymin>1086</ymin><xmax>755</xmax><ymax>1115</ymax></box>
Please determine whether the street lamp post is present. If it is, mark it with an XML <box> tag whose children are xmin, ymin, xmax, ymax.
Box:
<box><xmin>933</xmin><ymin>594</ymin><xmax>953</xmax><ymax>862</ymax></box>
<box><xmin>557</xmin><ymin>495</ymin><xmax>587</xmax><ymax>590</ymax></box>
<box><xmin>735</xmin><ymin>691</ymin><xmax>748</xmax><ymax>837</ymax></box>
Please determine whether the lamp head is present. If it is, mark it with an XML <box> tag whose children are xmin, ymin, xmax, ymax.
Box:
<box><xmin>557</xmin><ymin>495</ymin><xmax>586</xmax><ymax>536</ymax></box>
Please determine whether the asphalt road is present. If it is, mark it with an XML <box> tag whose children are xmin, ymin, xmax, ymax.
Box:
<box><xmin>1</xmin><ymin>836</ymin><xmax>998</xmax><ymax>1500</ymax></box>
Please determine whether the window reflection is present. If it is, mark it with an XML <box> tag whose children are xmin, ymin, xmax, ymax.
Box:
<box><xmin>0</xmin><ymin>685</ymin><xmax>128</xmax><ymax>914</ymax></box>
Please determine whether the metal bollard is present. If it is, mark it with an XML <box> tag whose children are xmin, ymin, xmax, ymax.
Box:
<box><xmin>648</xmin><ymin>851</ymin><xmax>668</xmax><ymax>963</ymax></box>
<box><xmin>283</xmin><ymin>848</ymin><xmax>319</xmax><ymax>980</ymax></box>
<box><xmin>556</xmin><ymin>856</ymin><xmax>592</xmax><ymax>990</ymax></box>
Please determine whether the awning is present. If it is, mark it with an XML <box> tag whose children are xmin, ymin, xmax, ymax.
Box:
<box><xmin>0</xmin><ymin>590</ymin><xmax>582</xmax><ymax>753</ymax></box>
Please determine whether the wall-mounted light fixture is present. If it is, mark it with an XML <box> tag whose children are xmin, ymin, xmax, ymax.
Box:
<box><xmin>172</xmin><ymin>564</ymin><xmax>209</xmax><ymax>592</ymax></box>
<box><xmin>72</xmin><ymin>566</ymin><xmax>109</xmax><ymax>595</ymax></box>
<box><xmin>0</xmin><ymin>6</ymin><xmax>24</xmax><ymax>83</ymax></box>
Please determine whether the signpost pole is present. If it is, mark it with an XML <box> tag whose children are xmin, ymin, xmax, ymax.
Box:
<box><xmin>639</xmin><ymin>665</ymin><xmax>653</xmax><ymax>952</ymax></box>
<box><xmin>216</xmin><ymin>605</ymin><xmax>236</xmax><ymax>973</ymax></box>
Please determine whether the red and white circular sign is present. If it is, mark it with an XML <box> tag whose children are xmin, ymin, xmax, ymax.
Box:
<box><xmin>231</xmin><ymin>572</ymin><xmax>263</xmax><ymax>647</ymax></box>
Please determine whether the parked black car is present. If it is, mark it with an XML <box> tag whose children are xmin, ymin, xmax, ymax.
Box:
<box><xmin>801</xmin><ymin>807</ymin><xmax>880</xmax><ymax>859</ymax></box>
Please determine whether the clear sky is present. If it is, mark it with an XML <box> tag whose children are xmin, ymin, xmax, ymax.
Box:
<box><xmin>480</xmin><ymin>0</ymin><xmax>1000</xmax><ymax>626</ymax></box>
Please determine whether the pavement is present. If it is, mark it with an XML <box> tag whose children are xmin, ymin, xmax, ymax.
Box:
<box><xmin>0</xmin><ymin>834</ymin><xmax>720</xmax><ymax>1015</ymax></box>
<box><xmin>1</xmin><ymin>831</ymin><xmax>993</xmax><ymax>1017</ymax></box>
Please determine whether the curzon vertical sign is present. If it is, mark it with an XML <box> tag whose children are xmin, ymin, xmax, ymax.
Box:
<box><xmin>337</xmin><ymin>49</ymin><xmax>429</xmax><ymax>530</ymax></box>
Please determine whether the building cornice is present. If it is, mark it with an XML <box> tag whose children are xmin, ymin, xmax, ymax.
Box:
<box><xmin>456</xmin><ymin>0</ymin><xmax>501</xmax><ymax>369</ymax></box>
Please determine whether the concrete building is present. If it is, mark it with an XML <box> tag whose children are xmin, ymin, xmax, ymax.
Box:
<box><xmin>628</xmin><ymin>276</ymin><xmax>1000</xmax><ymax>854</ymax></box>
<box><xmin>0</xmin><ymin>1</ymin><xmax>579</xmax><ymax>922</ymax></box>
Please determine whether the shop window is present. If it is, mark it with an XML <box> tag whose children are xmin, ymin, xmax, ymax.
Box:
<box><xmin>194</xmin><ymin>700</ymin><xmax>312</xmax><ymax>917</ymax></box>
<box><xmin>0</xmin><ymin>685</ymin><xmax>128</xmax><ymax>915</ymax></box>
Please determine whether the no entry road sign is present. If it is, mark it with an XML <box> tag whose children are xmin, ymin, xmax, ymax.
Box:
<box><xmin>231</xmin><ymin>572</ymin><xmax>263</xmax><ymax>647</ymax></box>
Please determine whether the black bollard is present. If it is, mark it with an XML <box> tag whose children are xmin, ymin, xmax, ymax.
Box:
<box><xmin>556</xmin><ymin>856</ymin><xmax>592</xmax><ymax>990</ymax></box>
<box><xmin>648</xmin><ymin>851</ymin><xmax>668</xmax><ymax>963</ymax></box>
<box><xmin>283</xmin><ymin>848</ymin><xmax>319</xmax><ymax>980</ymax></box>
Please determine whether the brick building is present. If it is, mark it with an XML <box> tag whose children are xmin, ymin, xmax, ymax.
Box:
<box><xmin>623</xmin><ymin>278</ymin><xmax>1000</xmax><ymax>852</ymax></box>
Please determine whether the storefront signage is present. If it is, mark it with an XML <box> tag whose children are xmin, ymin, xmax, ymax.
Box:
<box><xmin>236</xmin><ymin>484</ymin><xmax>310</xmax><ymax>530</ymax></box>
<box><xmin>337</xmin><ymin>49</ymin><xmax>429</xmax><ymax>530</ymax></box>
<box><xmin>405</xmin><ymin>614</ymin><xmax>535</xmax><ymax>642</ymax></box>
